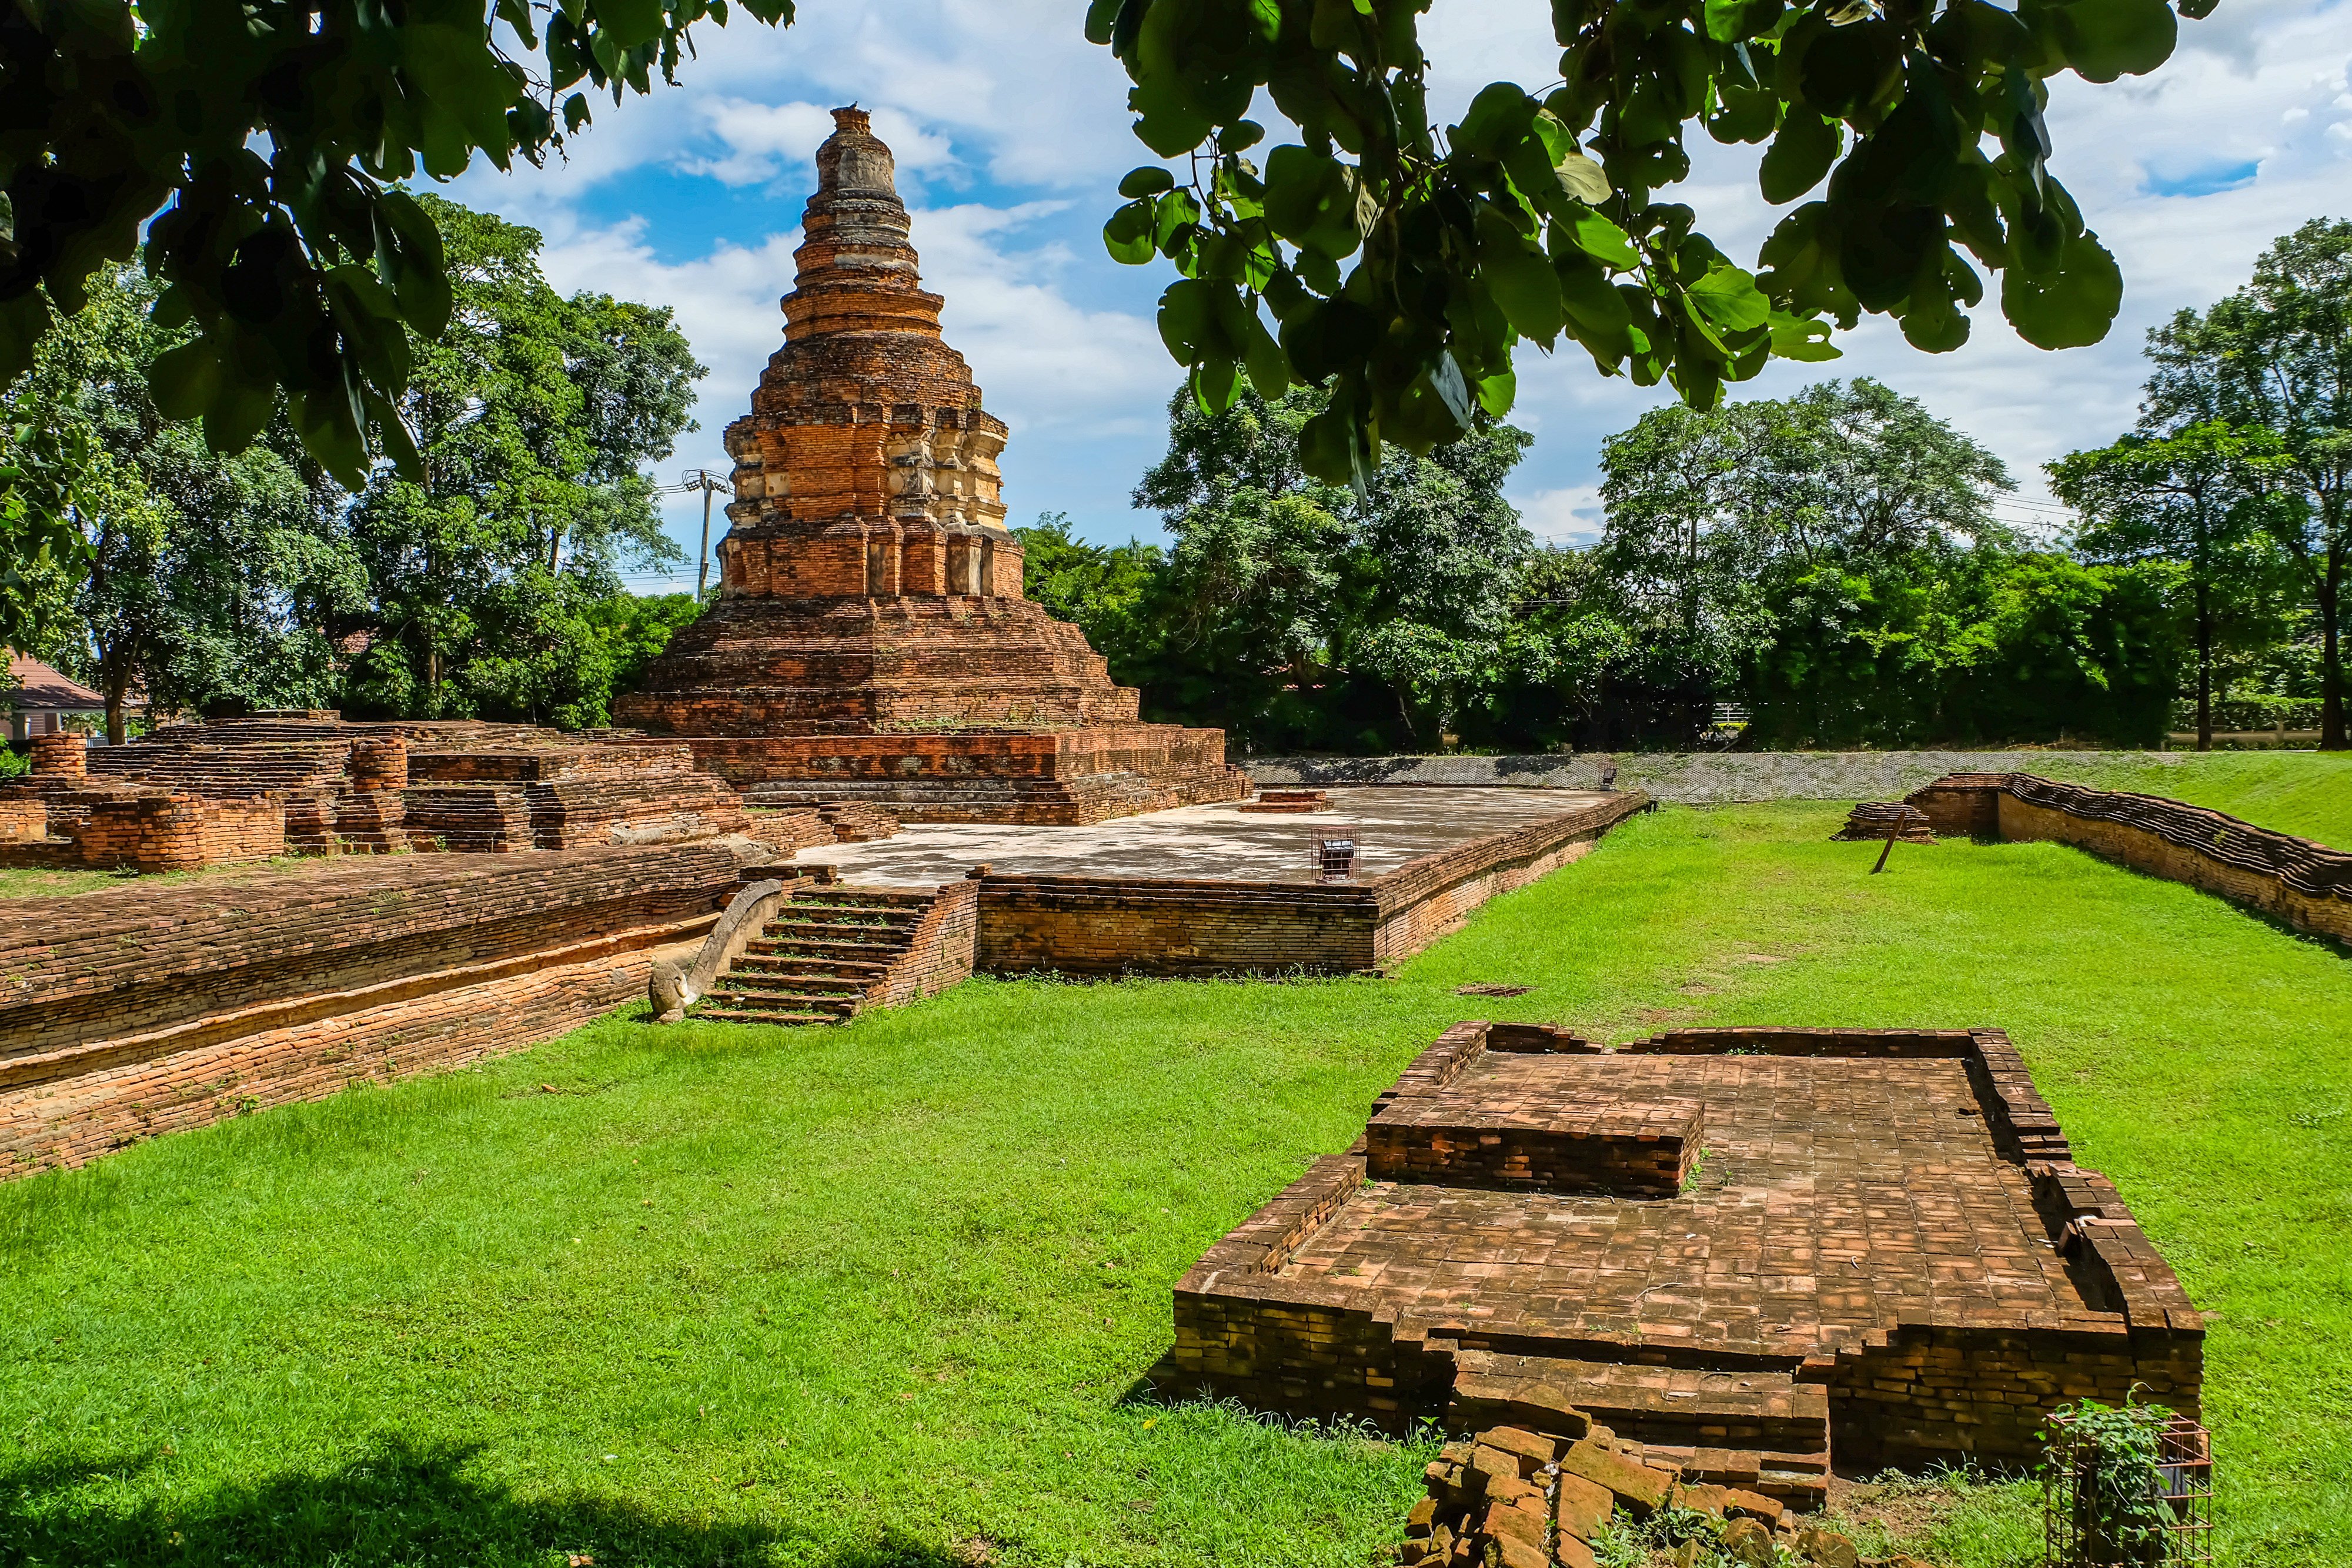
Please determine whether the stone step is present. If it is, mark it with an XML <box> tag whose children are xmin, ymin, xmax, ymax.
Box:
<box><xmin>794</xmin><ymin>888</ymin><xmax>934</xmax><ymax>907</ymax></box>
<box><xmin>1446</xmin><ymin>1353</ymin><xmax>1829</xmax><ymax>1492</ymax></box>
<box><xmin>767</xmin><ymin>907</ymin><xmax>919</xmax><ymax>928</ymax></box>
<box><xmin>721</xmin><ymin>974</ymin><xmax>867</xmax><ymax>998</ymax></box>
<box><xmin>759</xmin><ymin>919</ymin><xmax>916</xmax><ymax>943</ymax></box>
<box><xmin>699</xmin><ymin>989</ymin><xmax>857</xmax><ymax>1017</ymax></box>
<box><xmin>692</xmin><ymin>1007</ymin><xmax>848</xmax><ymax>1027</ymax></box>
<box><xmin>745</xmin><ymin>935</ymin><xmax>906</xmax><ymax>961</ymax></box>
<box><xmin>729</xmin><ymin>953</ymin><xmax>890</xmax><ymax>976</ymax></box>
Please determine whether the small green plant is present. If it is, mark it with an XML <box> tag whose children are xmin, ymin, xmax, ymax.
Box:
<box><xmin>1595</xmin><ymin>1503</ymin><xmax>1724</xmax><ymax>1566</ymax></box>
<box><xmin>2044</xmin><ymin>1396</ymin><xmax>2178</xmax><ymax>1566</ymax></box>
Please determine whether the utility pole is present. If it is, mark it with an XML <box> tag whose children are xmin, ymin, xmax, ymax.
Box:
<box><xmin>680</xmin><ymin>469</ymin><xmax>733</xmax><ymax>601</ymax></box>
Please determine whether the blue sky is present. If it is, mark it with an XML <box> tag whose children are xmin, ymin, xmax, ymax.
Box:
<box><xmin>445</xmin><ymin>0</ymin><xmax>2352</xmax><ymax>593</ymax></box>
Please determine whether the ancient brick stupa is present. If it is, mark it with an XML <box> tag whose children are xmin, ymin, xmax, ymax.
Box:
<box><xmin>616</xmin><ymin>108</ymin><xmax>1247</xmax><ymax>824</ymax></box>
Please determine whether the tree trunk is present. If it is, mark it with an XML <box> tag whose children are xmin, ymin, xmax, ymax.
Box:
<box><xmin>2323</xmin><ymin>543</ymin><xmax>2346</xmax><ymax>751</ymax></box>
<box><xmin>2195</xmin><ymin>580</ymin><xmax>2212</xmax><ymax>753</ymax></box>
<box><xmin>105</xmin><ymin>684</ymin><xmax>126</xmax><ymax>747</ymax></box>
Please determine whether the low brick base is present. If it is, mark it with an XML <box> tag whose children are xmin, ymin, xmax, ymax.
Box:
<box><xmin>694</xmin><ymin>725</ymin><xmax>1250</xmax><ymax>824</ymax></box>
<box><xmin>2</xmin><ymin>925</ymin><xmax>706</xmax><ymax>1173</ymax></box>
<box><xmin>4</xmin><ymin>844</ymin><xmax>744</xmax><ymax>1174</ymax></box>
<box><xmin>1172</xmin><ymin>1022</ymin><xmax>2201</xmax><ymax>1471</ymax></box>
<box><xmin>1907</xmin><ymin>773</ymin><xmax>2352</xmax><ymax>946</ymax></box>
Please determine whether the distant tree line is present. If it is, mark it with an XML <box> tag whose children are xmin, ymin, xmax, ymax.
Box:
<box><xmin>1030</xmin><ymin>220</ymin><xmax>2348</xmax><ymax>756</ymax></box>
<box><xmin>0</xmin><ymin>197</ymin><xmax>704</xmax><ymax>741</ymax></box>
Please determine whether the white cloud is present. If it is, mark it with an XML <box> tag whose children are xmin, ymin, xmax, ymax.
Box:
<box><xmin>1516</xmin><ymin>486</ymin><xmax>1607</xmax><ymax>547</ymax></box>
<box><xmin>680</xmin><ymin>100</ymin><xmax>960</xmax><ymax>192</ymax></box>
<box><xmin>446</xmin><ymin>0</ymin><xmax>2348</xmax><ymax>561</ymax></box>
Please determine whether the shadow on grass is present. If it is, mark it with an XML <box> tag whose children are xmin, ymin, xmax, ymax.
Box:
<box><xmin>0</xmin><ymin>1438</ymin><xmax>960</xmax><ymax>1568</ymax></box>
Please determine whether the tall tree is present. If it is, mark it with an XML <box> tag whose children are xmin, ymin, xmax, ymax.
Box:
<box><xmin>343</xmin><ymin>196</ymin><xmax>699</xmax><ymax>721</ymax></box>
<box><xmin>2049</xmin><ymin>422</ymin><xmax>2291</xmax><ymax>750</ymax></box>
<box><xmin>0</xmin><ymin>262</ymin><xmax>363</xmax><ymax>740</ymax></box>
<box><xmin>1595</xmin><ymin>378</ymin><xmax>2012</xmax><ymax>738</ymax></box>
<box><xmin>1132</xmin><ymin>385</ymin><xmax>1532</xmax><ymax>748</ymax></box>
<box><xmin>2146</xmin><ymin>220</ymin><xmax>2352</xmax><ymax>748</ymax></box>
<box><xmin>1015</xmin><ymin>511</ymin><xmax>1164</xmax><ymax>660</ymax></box>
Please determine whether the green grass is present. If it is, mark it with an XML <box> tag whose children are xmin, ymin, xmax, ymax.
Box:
<box><xmin>1973</xmin><ymin>750</ymin><xmax>2352</xmax><ymax>850</ymax></box>
<box><xmin>4</xmin><ymin>804</ymin><xmax>2348</xmax><ymax>1567</ymax></box>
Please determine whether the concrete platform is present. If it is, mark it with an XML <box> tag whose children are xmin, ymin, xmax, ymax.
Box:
<box><xmin>800</xmin><ymin>786</ymin><xmax>1616</xmax><ymax>887</ymax></box>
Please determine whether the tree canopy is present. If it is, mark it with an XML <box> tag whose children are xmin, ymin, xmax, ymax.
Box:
<box><xmin>5</xmin><ymin>0</ymin><xmax>2189</xmax><ymax>504</ymax></box>
<box><xmin>341</xmin><ymin>196</ymin><xmax>701</xmax><ymax>724</ymax></box>
<box><xmin>1</xmin><ymin>0</ymin><xmax>790</xmax><ymax>492</ymax></box>
<box><xmin>4</xmin><ymin>197</ymin><xmax>706</xmax><ymax>736</ymax></box>
<box><xmin>1091</xmin><ymin>0</ymin><xmax>2194</xmax><ymax>483</ymax></box>
<box><xmin>2140</xmin><ymin>219</ymin><xmax>2352</xmax><ymax>748</ymax></box>
<box><xmin>1040</xmin><ymin>375</ymin><xmax>2191</xmax><ymax>754</ymax></box>
<box><xmin>2050</xmin><ymin>421</ymin><xmax>2292</xmax><ymax>748</ymax></box>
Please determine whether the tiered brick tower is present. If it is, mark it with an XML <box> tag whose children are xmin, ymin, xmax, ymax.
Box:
<box><xmin>615</xmin><ymin>108</ymin><xmax>1247</xmax><ymax>824</ymax></box>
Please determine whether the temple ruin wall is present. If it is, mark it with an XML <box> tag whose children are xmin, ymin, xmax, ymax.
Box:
<box><xmin>1908</xmin><ymin>773</ymin><xmax>2352</xmax><ymax>947</ymax></box>
<box><xmin>3</xmin><ymin>845</ymin><xmax>741</xmax><ymax>1175</ymax></box>
<box><xmin>973</xmin><ymin>793</ymin><xmax>1650</xmax><ymax>977</ymax></box>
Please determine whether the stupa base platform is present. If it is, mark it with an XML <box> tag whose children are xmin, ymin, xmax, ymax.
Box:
<box><xmin>684</xmin><ymin>725</ymin><xmax>1250</xmax><ymax>825</ymax></box>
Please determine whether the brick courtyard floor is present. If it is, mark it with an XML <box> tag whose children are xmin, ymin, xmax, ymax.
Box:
<box><xmin>1287</xmin><ymin>1051</ymin><xmax>2078</xmax><ymax>1359</ymax></box>
<box><xmin>803</xmin><ymin>786</ymin><xmax>1616</xmax><ymax>886</ymax></box>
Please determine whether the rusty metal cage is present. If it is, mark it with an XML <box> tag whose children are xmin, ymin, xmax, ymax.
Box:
<box><xmin>2044</xmin><ymin>1410</ymin><xmax>2213</xmax><ymax>1567</ymax></box>
<box><xmin>1308</xmin><ymin>824</ymin><xmax>1361</xmax><ymax>884</ymax></box>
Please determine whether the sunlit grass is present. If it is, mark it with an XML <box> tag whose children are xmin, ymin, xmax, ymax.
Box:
<box><xmin>4</xmin><ymin>802</ymin><xmax>2345</xmax><ymax>1566</ymax></box>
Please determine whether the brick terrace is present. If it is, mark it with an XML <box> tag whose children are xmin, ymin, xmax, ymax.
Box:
<box><xmin>1172</xmin><ymin>1022</ymin><xmax>2201</xmax><ymax>1472</ymax></box>
<box><xmin>1300</xmin><ymin>1052</ymin><xmax>2074</xmax><ymax>1345</ymax></box>
<box><xmin>806</xmin><ymin>786</ymin><xmax>1614</xmax><ymax>885</ymax></box>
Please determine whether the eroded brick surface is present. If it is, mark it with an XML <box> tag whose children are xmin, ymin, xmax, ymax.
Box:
<box><xmin>1171</xmin><ymin>1022</ymin><xmax>2201</xmax><ymax>1469</ymax></box>
<box><xmin>608</xmin><ymin>109</ymin><xmax>1246</xmax><ymax>822</ymax></box>
<box><xmin>1</xmin><ymin>844</ymin><xmax>743</xmax><ymax>1174</ymax></box>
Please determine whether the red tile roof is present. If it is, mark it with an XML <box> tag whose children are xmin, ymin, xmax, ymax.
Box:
<box><xmin>5</xmin><ymin>652</ymin><xmax>111</xmax><ymax>711</ymax></box>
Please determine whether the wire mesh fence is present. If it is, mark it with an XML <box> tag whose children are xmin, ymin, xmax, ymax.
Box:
<box><xmin>2044</xmin><ymin>1409</ymin><xmax>2213</xmax><ymax>1567</ymax></box>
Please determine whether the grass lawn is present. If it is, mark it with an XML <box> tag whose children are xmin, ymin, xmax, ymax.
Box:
<box><xmin>4</xmin><ymin>803</ymin><xmax>2347</xmax><ymax>1567</ymax></box>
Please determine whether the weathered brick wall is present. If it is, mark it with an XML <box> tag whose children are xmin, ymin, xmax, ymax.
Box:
<box><xmin>29</xmin><ymin>731</ymin><xmax>86</xmax><ymax>778</ymax></box>
<box><xmin>402</xmin><ymin>785</ymin><xmax>535</xmax><ymax>852</ymax></box>
<box><xmin>1365</xmin><ymin>1099</ymin><xmax>1699</xmax><ymax>1197</ymax></box>
<box><xmin>3</xmin><ymin>926</ymin><xmax>706</xmax><ymax>1174</ymax></box>
<box><xmin>1170</xmin><ymin>1150</ymin><xmax>1458</xmax><ymax>1426</ymax></box>
<box><xmin>1908</xmin><ymin>773</ymin><xmax>2352</xmax><ymax>946</ymax></box>
<box><xmin>71</xmin><ymin>792</ymin><xmax>285</xmax><ymax>872</ymax></box>
<box><xmin>4</xmin><ymin>843</ymin><xmax>742</xmax><ymax>1057</ymax></box>
<box><xmin>973</xmin><ymin>795</ymin><xmax>1649</xmax><ymax>977</ymax></box>
<box><xmin>1830</xmin><ymin>1318</ymin><xmax>2202</xmax><ymax>1468</ymax></box>
<box><xmin>870</xmin><ymin>879</ymin><xmax>977</xmax><ymax>1007</ymax></box>
<box><xmin>1371</xmin><ymin>793</ymin><xmax>1651</xmax><ymax>962</ymax></box>
<box><xmin>975</xmin><ymin>876</ymin><xmax>1379</xmax><ymax>976</ymax></box>
<box><xmin>0</xmin><ymin>797</ymin><xmax>44</xmax><ymax>842</ymax></box>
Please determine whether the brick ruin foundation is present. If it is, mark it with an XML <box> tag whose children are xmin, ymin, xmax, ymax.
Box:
<box><xmin>0</xmin><ymin>717</ymin><xmax>898</xmax><ymax>872</ymax></box>
<box><xmin>1</xmin><ymin>844</ymin><xmax>752</xmax><ymax>1172</ymax></box>
<box><xmin>1167</xmin><ymin>1022</ymin><xmax>2200</xmax><ymax>1480</ymax></box>
<box><xmin>611</xmin><ymin>109</ymin><xmax>1248</xmax><ymax>824</ymax></box>
<box><xmin>1907</xmin><ymin>770</ymin><xmax>2351</xmax><ymax>945</ymax></box>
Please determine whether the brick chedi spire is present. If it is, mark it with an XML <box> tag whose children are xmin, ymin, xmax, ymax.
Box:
<box><xmin>721</xmin><ymin>105</ymin><xmax>1018</xmax><ymax>601</ymax></box>
<box><xmin>614</xmin><ymin>110</ymin><xmax>1248</xmax><ymax>824</ymax></box>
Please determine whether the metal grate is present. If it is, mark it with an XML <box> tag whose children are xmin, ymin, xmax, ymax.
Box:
<box><xmin>1309</xmin><ymin>824</ymin><xmax>1361</xmax><ymax>884</ymax></box>
<box><xmin>2044</xmin><ymin>1410</ymin><xmax>2213</xmax><ymax>1567</ymax></box>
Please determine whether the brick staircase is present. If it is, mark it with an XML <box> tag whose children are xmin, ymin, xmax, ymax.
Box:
<box><xmin>1447</xmin><ymin>1350</ymin><xmax>1830</xmax><ymax>1507</ymax></box>
<box><xmin>694</xmin><ymin>887</ymin><xmax>940</xmax><ymax>1025</ymax></box>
